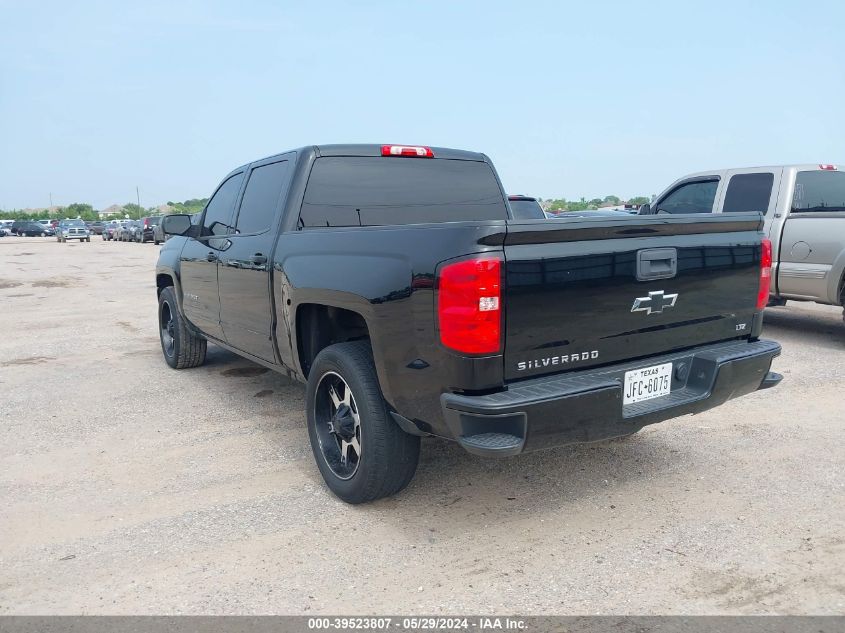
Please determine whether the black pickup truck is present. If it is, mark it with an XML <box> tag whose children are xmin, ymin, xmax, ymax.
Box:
<box><xmin>156</xmin><ymin>144</ymin><xmax>782</xmax><ymax>503</ymax></box>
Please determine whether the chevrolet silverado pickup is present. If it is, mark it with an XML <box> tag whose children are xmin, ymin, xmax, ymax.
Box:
<box><xmin>641</xmin><ymin>163</ymin><xmax>845</xmax><ymax>321</ymax></box>
<box><xmin>156</xmin><ymin>144</ymin><xmax>782</xmax><ymax>503</ymax></box>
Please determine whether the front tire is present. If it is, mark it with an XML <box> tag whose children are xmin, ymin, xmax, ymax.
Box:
<box><xmin>158</xmin><ymin>286</ymin><xmax>207</xmax><ymax>369</ymax></box>
<box><xmin>306</xmin><ymin>341</ymin><xmax>420</xmax><ymax>504</ymax></box>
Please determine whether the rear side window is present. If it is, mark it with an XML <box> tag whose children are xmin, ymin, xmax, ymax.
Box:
<box><xmin>235</xmin><ymin>160</ymin><xmax>290</xmax><ymax>234</ymax></box>
<box><xmin>792</xmin><ymin>170</ymin><xmax>845</xmax><ymax>212</ymax></box>
<box><xmin>723</xmin><ymin>173</ymin><xmax>774</xmax><ymax>213</ymax></box>
<box><xmin>300</xmin><ymin>157</ymin><xmax>507</xmax><ymax>227</ymax></box>
<box><xmin>203</xmin><ymin>172</ymin><xmax>244</xmax><ymax>235</ymax></box>
<box><xmin>656</xmin><ymin>180</ymin><xmax>718</xmax><ymax>214</ymax></box>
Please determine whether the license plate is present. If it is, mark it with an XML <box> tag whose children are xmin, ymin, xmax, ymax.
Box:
<box><xmin>623</xmin><ymin>362</ymin><xmax>672</xmax><ymax>405</ymax></box>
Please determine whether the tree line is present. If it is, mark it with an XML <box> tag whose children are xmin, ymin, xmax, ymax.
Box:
<box><xmin>0</xmin><ymin>199</ymin><xmax>209</xmax><ymax>222</ymax></box>
<box><xmin>1</xmin><ymin>194</ymin><xmax>652</xmax><ymax>220</ymax></box>
<box><xmin>541</xmin><ymin>195</ymin><xmax>651</xmax><ymax>212</ymax></box>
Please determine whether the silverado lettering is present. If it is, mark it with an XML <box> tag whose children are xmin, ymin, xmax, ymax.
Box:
<box><xmin>517</xmin><ymin>351</ymin><xmax>599</xmax><ymax>371</ymax></box>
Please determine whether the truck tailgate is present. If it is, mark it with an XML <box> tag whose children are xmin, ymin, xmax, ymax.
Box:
<box><xmin>503</xmin><ymin>215</ymin><xmax>764</xmax><ymax>381</ymax></box>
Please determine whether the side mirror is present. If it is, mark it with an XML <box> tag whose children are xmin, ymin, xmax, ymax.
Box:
<box><xmin>638</xmin><ymin>203</ymin><xmax>651</xmax><ymax>215</ymax></box>
<box><xmin>162</xmin><ymin>214</ymin><xmax>192</xmax><ymax>236</ymax></box>
<box><xmin>209</xmin><ymin>221</ymin><xmax>236</xmax><ymax>236</ymax></box>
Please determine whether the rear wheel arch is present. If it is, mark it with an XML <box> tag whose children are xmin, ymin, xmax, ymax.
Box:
<box><xmin>295</xmin><ymin>303</ymin><xmax>372</xmax><ymax>379</ymax></box>
<box><xmin>156</xmin><ymin>273</ymin><xmax>174</xmax><ymax>298</ymax></box>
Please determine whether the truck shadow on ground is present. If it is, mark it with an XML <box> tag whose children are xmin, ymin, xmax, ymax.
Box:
<box><xmin>762</xmin><ymin>306</ymin><xmax>845</xmax><ymax>349</ymax></box>
<box><xmin>199</xmin><ymin>344</ymin><xmax>692</xmax><ymax>520</ymax></box>
<box><xmin>386</xmin><ymin>431</ymin><xmax>682</xmax><ymax>517</ymax></box>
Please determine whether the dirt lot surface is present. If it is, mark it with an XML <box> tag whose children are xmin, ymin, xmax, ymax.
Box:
<box><xmin>1</xmin><ymin>235</ymin><xmax>843</xmax><ymax>615</ymax></box>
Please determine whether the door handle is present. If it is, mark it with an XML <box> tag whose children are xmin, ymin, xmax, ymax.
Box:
<box><xmin>206</xmin><ymin>252</ymin><xmax>218</xmax><ymax>262</ymax></box>
<box><xmin>251</xmin><ymin>253</ymin><xmax>268</xmax><ymax>265</ymax></box>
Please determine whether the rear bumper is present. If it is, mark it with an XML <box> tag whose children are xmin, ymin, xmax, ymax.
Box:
<box><xmin>441</xmin><ymin>339</ymin><xmax>781</xmax><ymax>457</ymax></box>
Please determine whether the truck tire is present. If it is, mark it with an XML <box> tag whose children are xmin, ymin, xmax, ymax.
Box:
<box><xmin>158</xmin><ymin>285</ymin><xmax>207</xmax><ymax>369</ymax></box>
<box><xmin>841</xmin><ymin>287</ymin><xmax>845</xmax><ymax>325</ymax></box>
<box><xmin>306</xmin><ymin>341</ymin><xmax>420</xmax><ymax>504</ymax></box>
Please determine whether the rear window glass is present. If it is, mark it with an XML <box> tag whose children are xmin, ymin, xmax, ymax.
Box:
<box><xmin>300</xmin><ymin>157</ymin><xmax>507</xmax><ymax>227</ymax></box>
<box><xmin>509</xmin><ymin>199</ymin><xmax>546</xmax><ymax>220</ymax></box>
<box><xmin>723</xmin><ymin>173</ymin><xmax>774</xmax><ymax>213</ymax></box>
<box><xmin>793</xmin><ymin>170</ymin><xmax>845</xmax><ymax>212</ymax></box>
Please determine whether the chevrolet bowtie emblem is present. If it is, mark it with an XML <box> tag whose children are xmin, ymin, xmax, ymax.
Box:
<box><xmin>631</xmin><ymin>290</ymin><xmax>678</xmax><ymax>315</ymax></box>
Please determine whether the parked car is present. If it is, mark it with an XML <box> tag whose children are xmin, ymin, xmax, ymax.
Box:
<box><xmin>102</xmin><ymin>222</ymin><xmax>120</xmax><ymax>241</ymax></box>
<box><xmin>138</xmin><ymin>216</ymin><xmax>162</xmax><ymax>243</ymax></box>
<box><xmin>115</xmin><ymin>222</ymin><xmax>135</xmax><ymax>241</ymax></box>
<box><xmin>641</xmin><ymin>164</ymin><xmax>845</xmax><ymax>319</ymax></box>
<box><xmin>89</xmin><ymin>221</ymin><xmax>105</xmax><ymax>235</ymax></box>
<box><xmin>156</xmin><ymin>143</ymin><xmax>781</xmax><ymax>504</ymax></box>
<box><xmin>56</xmin><ymin>219</ymin><xmax>90</xmax><ymax>242</ymax></box>
<box><xmin>0</xmin><ymin>220</ymin><xmax>14</xmax><ymax>235</ymax></box>
<box><xmin>507</xmin><ymin>194</ymin><xmax>546</xmax><ymax>220</ymax></box>
<box><xmin>14</xmin><ymin>221</ymin><xmax>54</xmax><ymax>237</ymax></box>
<box><xmin>129</xmin><ymin>221</ymin><xmax>144</xmax><ymax>242</ymax></box>
<box><xmin>153</xmin><ymin>221</ymin><xmax>166</xmax><ymax>245</ymax></box>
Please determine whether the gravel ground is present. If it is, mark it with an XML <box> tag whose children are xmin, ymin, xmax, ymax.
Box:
<box><xmin>0</xmin><ymin>235</ymin><xmax>843</xmax><ymax>615</ymax></box>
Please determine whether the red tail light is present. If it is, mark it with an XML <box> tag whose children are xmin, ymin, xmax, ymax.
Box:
<box><xmin>438</xmin><ymin>256</ymin><xmax>502</xmax><ymax>355</ymax></box>
<box><xmin>381</xmin><ymin>145</ymin><xmax>434</xmax><ymax>158</ymax></box>
<box><xmin>757</xmin><ymin>238</ymin><xmax>772</xmax><ymax>310</ymax></box>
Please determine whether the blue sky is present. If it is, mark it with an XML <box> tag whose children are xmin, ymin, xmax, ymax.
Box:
<box><xmin>1</xmin><ymin>0</ymin><xmax>843</xmax><ymax>210</ymax></box>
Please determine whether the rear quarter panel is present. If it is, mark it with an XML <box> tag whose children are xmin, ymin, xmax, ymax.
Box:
<box><xmin>273</xmin><ymin>223</ymin><xmax>508</xmax><ymax>434</ymax></box>
<box><xmin>776</xmin><ymin>213</ymin><xmax>845</xmax><ymax>304</ymax></box>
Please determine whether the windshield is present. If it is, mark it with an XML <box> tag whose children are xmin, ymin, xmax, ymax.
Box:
<box><xmin>63</xmin><ymin>220</ymin><xmax>85</xmax><ymax>227</ymax></box>
<box><xmin>793</xmin><ymin>170</ymin><xmax>845</xmax><ymax>212</ymax></box>
<box><xmin>509</xmin><ymin>199</ymin><xmax>546</xmax><ymax>220</ymax></box>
